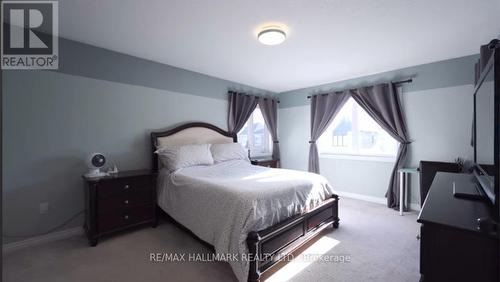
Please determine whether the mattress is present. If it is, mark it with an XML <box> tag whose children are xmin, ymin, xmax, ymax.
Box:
<box><xmin>157</xmin><ymin>159</ymin><xmax>335</xmax><ymax>282</ymax></box>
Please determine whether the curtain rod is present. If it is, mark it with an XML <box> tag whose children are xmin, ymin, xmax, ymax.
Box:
<box><xmin>229</xmin><ymin>91</ymin><xmax>280</xmax><ymax>103</ymax></box>
<box><xmin>306</xmin><ymin>78</ymin><xmax>413</xmax><ymax>99</ymax></box>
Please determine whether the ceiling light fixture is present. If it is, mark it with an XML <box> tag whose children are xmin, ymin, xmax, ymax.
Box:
<box><xmin>258</xmin><ymin>27</ymin><xmax>286</xmax><ymax>46</ymax></box>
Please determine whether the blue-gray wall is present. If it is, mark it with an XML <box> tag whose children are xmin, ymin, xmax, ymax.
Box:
<box><xmin>278</xmin><ymin>55</ymin><xmax>478</xmax><ymax>207</ymax></box>
<box><xmin>278</xmin><ymin>55</ymin><xmax>478</xmax><ymax>108</ymax></box>
<box><xmin>2</xmin><ymin>35</ymin><xmax>484</xmax><ymax>243</ymax></box>
<box><xmin>2</xmin><ymin>38</ymin><xmax>272</xmax><ymax>243</ymax></box>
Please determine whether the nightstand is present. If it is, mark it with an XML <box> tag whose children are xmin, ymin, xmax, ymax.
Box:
<box><xmin>83</xmin><ymin>169</ymin><xmax>157</xmax><ymax>246</ymax></box>
<box><xmin>251</xmin><ymin>159</ymin><xmax>279</xmax><ymax>168</ymax></box>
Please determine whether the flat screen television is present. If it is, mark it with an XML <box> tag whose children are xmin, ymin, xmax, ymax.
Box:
<box><xmin>473</xmin><ymin>49</ymin><xmax>499</xmax><ymax>216</ymax></box>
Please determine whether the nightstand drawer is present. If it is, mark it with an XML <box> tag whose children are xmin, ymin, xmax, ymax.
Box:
<box><xmin>97</xmin><ymin>176</ymin><xmax>152</xmax><ymax>199</ymax></box>
<box><xmin>98</xmin><ymin>206</ymin><xmax>154</xmax><ymax>233</ymax></box>
<box><xmin>97</xmin><ymin>192</ymin><xmax>152</xmax><ymax>213</ymax></box>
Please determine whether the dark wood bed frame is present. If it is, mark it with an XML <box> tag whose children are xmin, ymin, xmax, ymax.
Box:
<box><xmin>151</xmin><ymin>122</ymin><xmax>339</xmax><ymax>282</ymax></box>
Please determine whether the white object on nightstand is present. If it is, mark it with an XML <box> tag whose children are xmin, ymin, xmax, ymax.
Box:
<box><xmin>84</xmin><ymin>153</ymin><xmax>109</xmax><ymax>178</ymax></box>
<box><xmin>107</xmin><ymin>164</ymin><xmax>119</xmax><ymax>174</ymax></box>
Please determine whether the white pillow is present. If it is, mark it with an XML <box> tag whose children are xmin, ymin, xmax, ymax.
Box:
<box><xmin>156</xmin><ymin>144</ymin><xmax>214</xmax><ymax>172</ymax></box>
<box><xmin>210</xmin><ymin>143</ymin><xmax>249</xmax><ymax>163</ymax></box>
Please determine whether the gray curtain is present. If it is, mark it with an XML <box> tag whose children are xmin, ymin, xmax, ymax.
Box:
<box><xmin>259</xmin><ymin>98</ymin><xmax>280</xmax><ymax>161</ymax></box>
<box><xmin>349</xmin><ymin>83</ymin><xmax>410</xmax><ymax>209</ymax></box>
<box><xmin>309</xmin><ymin>91</ymin><xmax>350</xmax><ymax>173</ymax></box>
<box><xmin>228</xmin><ymin>91</ymin><xmax>258</xmax><ymax>134</ymax></box>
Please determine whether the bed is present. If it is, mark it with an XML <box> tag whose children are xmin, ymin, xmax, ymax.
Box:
<box><xmin>151</xmin><ymin>122</ymin><xmax>339</xmax><ymax>282</ymax></box>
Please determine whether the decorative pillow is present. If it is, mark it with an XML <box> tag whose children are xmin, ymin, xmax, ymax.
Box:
<box><xmin>210</xmin><ymin>143</ymin><xmax>249</xmax><ymax>163</ymax></box>
<box><xmin>155</xmin><ymin>144</ymin><xmax>214</xmax><ymax>172</ymax></box>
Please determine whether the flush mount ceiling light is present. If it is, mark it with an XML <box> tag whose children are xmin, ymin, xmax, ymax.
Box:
<box><xmin>258</xmin><ymin>27</ymin><xmax>286</xmax><ymax>46</ymax></box>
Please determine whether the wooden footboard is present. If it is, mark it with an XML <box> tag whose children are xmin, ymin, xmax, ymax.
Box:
<box><xmin>247</xmin><ymin>195</ymin><xmax>339</xmax><ymax>282</ymax></box>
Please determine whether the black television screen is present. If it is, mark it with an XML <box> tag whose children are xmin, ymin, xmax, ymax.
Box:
<box><xmin>474</xmin><ymin>58</ymin><xmax>496</xmax><ymax>205</ymax></box>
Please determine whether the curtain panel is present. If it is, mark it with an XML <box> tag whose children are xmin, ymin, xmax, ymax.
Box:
<box><xmin>308</xmin><ymin>91</ymin><xmax>350</xmax><ymax>173</ymax></box>
<box><xmin>258</xmin><ymin>98</ymin><xmax>280</xmax><ymax>161</ymax></box>
<box><xmin>228</xmin><ymin>91</ymin><xmax>258</xmax><ymax>134</ymax></box>
<box><xmin>349</xmin><ymin>83</ymin><xmax>410</xmax><ymax>209</ymax></box>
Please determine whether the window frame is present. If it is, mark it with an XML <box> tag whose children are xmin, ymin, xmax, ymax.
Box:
<box><xmin>318</xmin><ymin>98</ymin><xmax>398</xmax><ymax>162</ymax></box>
<box><xmin>238</xmin><ymin>106</ymin><xmax>272</xmax><ymax>158</ymax></box>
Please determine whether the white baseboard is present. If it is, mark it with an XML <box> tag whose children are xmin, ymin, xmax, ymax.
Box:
<box><xmin>336</xmin><ymin>190</ymin><xmax>421</xmax><ymax>212</ymax></box>
<box><xmin>336</xmin><ymin>190</ymin><xmax>387</xmax><ymax>205</ymax></box>
<box><xmin>3</xmin><ymin>227</ymin><xmax>84</xmax><ymax>254</ymax></box>
<box><xmin>409</xmin><ymin>203</ymin><xmax>421</xmax><ymax>211</ymax></box>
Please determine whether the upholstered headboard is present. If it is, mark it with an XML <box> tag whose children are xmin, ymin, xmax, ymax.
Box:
<box><xmin>151</xmin><ymin>122</ymin><xmax>236</xmax><ymax>172</ymax></box>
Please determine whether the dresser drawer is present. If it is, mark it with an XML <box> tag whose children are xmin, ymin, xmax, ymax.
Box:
<box><xmin>97</xmin><ymin>191</ymin><xmax>152</xmax><ymax>214</ymax></box>
<box><xmin>98</xmin><ymin>206</ymin><xmax>154</xmax><ymax>233</ymax></box>
<box><xmin>97</xmin><ymin>176</ymin><xmax>152</xmax><ymax>199</ymax></box>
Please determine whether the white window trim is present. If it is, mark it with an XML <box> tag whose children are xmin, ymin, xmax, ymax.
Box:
<box><xmin>238</xmin><ymin>106</ymin><xmax>272</xmax><ymax>158</ymax></box>
<box><xmin>319</xmin><ymin>152</ymin><xmax>396</xmax><ymax>163</ymax></box>
<box><xmin>250</xmin><ymin>151</ymin><xmax>273</xmax><ymax>159</ymax></box>
<box><xmin>317</xmin><ymin>98</ymin><xmax>398</xmax><ymax>161</ymax></box>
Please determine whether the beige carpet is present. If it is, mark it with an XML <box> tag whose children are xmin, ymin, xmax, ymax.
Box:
<box><xmin>3</xmin><ymin>197</ymin><xmax>420</xmax><ymax>282</ymax></box>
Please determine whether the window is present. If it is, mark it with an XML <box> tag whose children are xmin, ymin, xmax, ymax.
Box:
<box><xmin>317</xmin><ymin>98</ymin><xmax>398</xmax><ymax>159</ymax></box>
<box><xmin>238</xmin><ymin>106</ymin><xmax>272</xmax><ymax>157</ymax></box>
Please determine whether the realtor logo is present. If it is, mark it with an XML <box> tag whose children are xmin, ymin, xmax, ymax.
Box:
<box><xmin>1</xmin><ymin>1</ymin><xmax>58</xmax><ymax>69</ymax></box>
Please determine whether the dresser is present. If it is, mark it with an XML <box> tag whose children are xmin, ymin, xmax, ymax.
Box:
<box><xmin>417</xmin><ymin>172</ymin><xmax>498</xmax><ymax>282</ymax></box>
<box><xmin>83</xmin><ymin>170</ymin><xmax>157</xmax><ymax>246</ymax></box>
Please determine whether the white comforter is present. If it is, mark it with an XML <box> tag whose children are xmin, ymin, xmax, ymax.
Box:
<box><xmin>157</xmin><ymin>160</ymin><xmax>335</xmax><ymax>282</ymax></box>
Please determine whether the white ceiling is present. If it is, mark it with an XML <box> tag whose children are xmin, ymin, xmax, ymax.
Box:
<box><xmin>59</xmin><ymin>0</ymin><xmax>500</xmax><ymax>93</ymax></box>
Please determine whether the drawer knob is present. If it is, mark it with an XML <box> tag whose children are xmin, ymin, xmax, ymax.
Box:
<box><xmin>124</xmin><ymin>200</ymin><xmax>129</xmax><ymax>204</ymax></box>
<box><xmin>124</xmin><ymin>215</ymin><xmax>129</xmax><ymax>220</ymax></box>
<box><xmin>416</xmin><ymin>234</ymin><xmax>421</xmax><ymax>240</ymax></box>
<box><xmin>124</xmin><ymin>184</ymin><xmax>130</xmax><ymax>189</ymax></box>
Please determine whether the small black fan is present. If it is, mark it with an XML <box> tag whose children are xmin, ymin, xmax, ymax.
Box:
<box><xmin>85</xmin><ymin>153</ymin><xmax>108</xmax><ymax>178</ymax></box>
